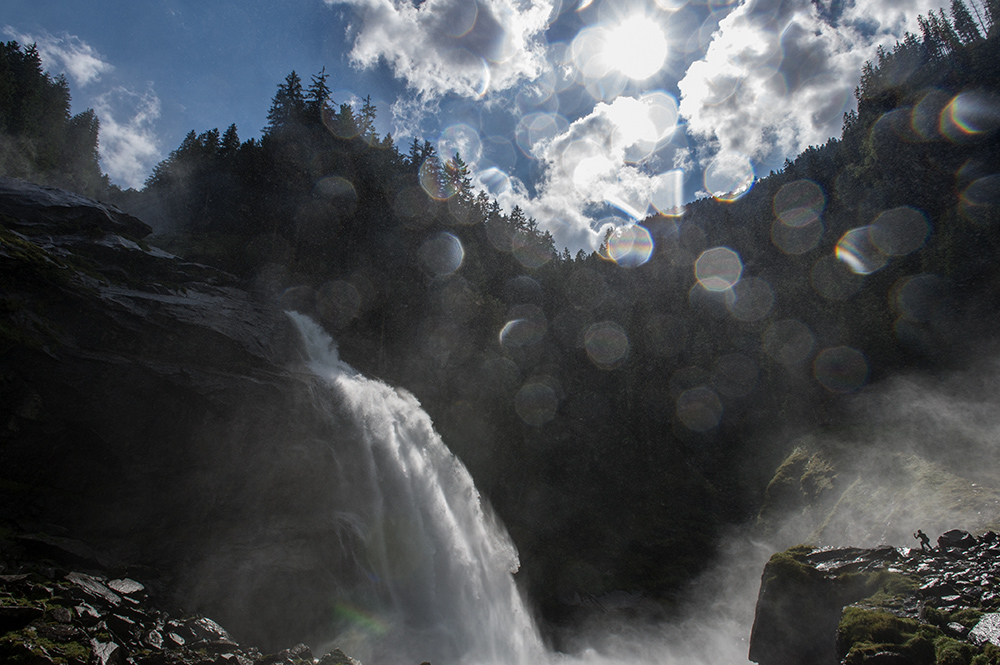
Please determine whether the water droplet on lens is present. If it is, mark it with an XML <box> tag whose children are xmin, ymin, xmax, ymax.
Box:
<box><xmin>676</xmin><ymin>386</ymin><xmax>723</xmax><ymax>431</ymax></box>
<box><xmin>813</xmin><ymin>346</ymin><xmax>868</xmax><ymax>393</ymax></box>
<box><xmin>418</xmin><ymin>232</ymin><xmax>464</xmax><ymax>276</ymax></box>
<box><xmin>811</xmin><ymin>254</ymin><xmax>864</xmax><ymax>300</ymax></box>
<box><xmin>763</xmin><ymin>319</ymin><xmax>815</xmax><ymax>365</ymax></box>
<box><xmin>869</xmin><ymin>207</ymin><xmax>929</xmax><ymax>256</ymax></box>
<box><xmin>725</xmin><ymin>277</ymin><xmax>774</xmax><ymax>322</ymax></box>
<box><xmin>695</xmin><ymin>247</ymin><xmax>743</xmax><ymax>291</ymax></box>
<box><xmin>835</xmin><ymin>227</ymin><xmax>887</xmax><ymax>275</ymax></box>
<box><xmin>584</xmin><ymin>321</ymin><xmax>630</xmax><ymax>368</ymax></box>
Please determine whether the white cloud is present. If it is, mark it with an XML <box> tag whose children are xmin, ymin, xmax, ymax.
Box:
<box><xmin>676</xmin><ymin>0</ymin><xmax>944</xmax><ymax>169</ymax></box>
<box><xmin>93</xmin><ymin>86</ymin><xmax>162</xmax><ymax>189</ymax></box>
<box><xmin>324</xmin><ymin>0</ymin><xmax>553</xmax><ymax>99</ymax></box>
<box><xmin>488</xmin><ymin>93</ymin><xmax>686</xmax><ymax>253</ymax></box>
<box><xmin>2</xmin><ymin>27</ymin><xmax>113</xmax><ymax>86</ymax></box>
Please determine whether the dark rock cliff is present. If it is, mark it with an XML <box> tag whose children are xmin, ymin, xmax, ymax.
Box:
<box><xmin>749</xmin><ymin>535</ymin><xmax>1000</xmax><ymax>665</ymax></box>
<box><xmin>0</xmin><ymin>177</ymin><xmax>362</xmax><ymax>653</ymax></box>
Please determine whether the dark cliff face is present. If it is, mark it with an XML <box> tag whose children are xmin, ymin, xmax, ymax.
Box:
<box><xmin>0</xmin><ymin>177</ymin><xmax>358</xmax><ymax>651</ymax></box>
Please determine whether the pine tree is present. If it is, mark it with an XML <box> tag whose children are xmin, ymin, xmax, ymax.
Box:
<box><xmin>220</xmin><ymin>124</ymin><xmax>240</xmax><ymax>157</ymax></box>
<box><xmin>918</xmin><ymin>14</ymin><xmax>944</xmax><ymax>59</ymax></box>
<box><xmin>934</xmin><ymin>9</ymin><xmax>962</xmax><ymax>53</ymax></box>
<box><xmin>986</xmin><ymin>0</ymin><xmax>1000</xmax><ymax>35</ymax></box>
<box><xmin>62</xmin><ymin>108</ymin><xmax>103</xmax><ymax>195</ymax></box>
<box><xmin>264</xmin><ymin>71</ymin><xmax>306</xmax><ymax>136</ymax></box>
<box><xmin>306</xmin><ymin>68</ymin><xmax>330</xmax><ymax>119</ymax></box>
<box><xmin>358</xmin><ymin>95</ymin><xmax>377</xmax><ymax>143</ymax></box>
<box><xmin>444</xmin><ymin>152</ymin><xmax>473</xmax><ymax>204</ymax></box>
<box><xmin>951</xmin><ymin>0</ymin><xmax>983</xmax><ymax>43</ymax></box>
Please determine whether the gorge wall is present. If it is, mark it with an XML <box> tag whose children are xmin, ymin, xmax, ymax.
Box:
<box><xmin>0</xmin><ymin>175</ymin><xmax>378</xmax><ymax>652</ymax></box>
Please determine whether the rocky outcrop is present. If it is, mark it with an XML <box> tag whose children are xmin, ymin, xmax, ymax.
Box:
<box><xmin>0</xmin><ymin>538</ymin><xmax>361</xmax><ymax>665</ymax></box>
<box><xmin>0</xmin><ymin>177</ymin><xmax>367</xmax><ymax>652</ymax></box>
<box><xmin>749</xmin><ymin>533</ymin><xmax>1000</xmax><ymax>665</ymax></box>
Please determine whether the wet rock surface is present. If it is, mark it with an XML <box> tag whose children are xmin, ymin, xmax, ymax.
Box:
<box><xmin>0</xmin><ymin>178</ymin><xmax>377</xmax><ymax>652</ymax></box>
<box><xmin>750</xmin><ymin>532</ymin><xmax>1000</xmax><ymax>665</ymax></box>
<box><xmin>0</xmin><ymin>550</ymin><xmax>362</xmax><ymax>665</ymax></box>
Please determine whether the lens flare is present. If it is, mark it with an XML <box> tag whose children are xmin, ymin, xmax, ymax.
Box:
<box><xmin>651</xmin><ymin>168</ymin><xmax>685</xmax><ymax>216</ymax></box>
<box><xmin>835</xmin><ymin>227</ymin><xmax>887</xmax><ymax>275</ymax></box>
<box><xmin>911</xmin><ymin>89</ymin><xmax>950</xmax><ymax>141</ymax></box>
<box><xmin>515</xmin><ymin>380</ymin><xmax>559</xmax><ymax>426</ymax></box>
<box><xmin>571</xmin><ymin>15</ymin><xmax>668</xmax><ymax>83</ymax></box>
<box><xmin>512</xmin><ymin>231</ymin><xmax>555</xmax><ymax>269</ymax></box>
<box><xmin>606</xmin><ymin>224</ymin><xmax>654</xmax><ymax>267</ymax></box>
<box><xmin>811</xmin><ymin>254</ymin><xmax>863</xmax><ymax>300</ymax></box>
<box><xmin>695</xmin><ymin>247</ymin><xmax>743</xmax><ymax>291</ymax></box>
<box><xmin>479</xmin><ymin>167</ymin><xmax>513</xmax><ymax>196</ymax></box>
<box><xmin>418</xmin><ymin>232</ymin><xmax>464</xmax><ymax>276</ymax></box>
<box><xmin>516</xmin><ymin>112</ymin><xmax>569</xmax><ymax>157</ymax></box>
<box><xmin>725</xmin><ymin>277</ymin><xmax>774</xmax><ymax>322</ymax></box>
<box><xmin>704</xmin><ymin>152</ymin><xmax>754</xmax><ymax>202</ymax></box>
<box><xmin>763</xmin><ymin>319</ymin><xmax>815</xmax><ymax>365</ymax></box>
<box><xmin>940</xmin><ymin>91</ymin><xmax>1000</xmax><ymax>142</ymax></box>
<box><xmin>771</xmin><ymin>216</ymin><xmax>823</xmax><ymax>255</ymax></box>
<box><xmin>890</xmin><ymin>274</ymin><xmax>947</xmax><ymax>323</ymax></box>
<box><xmin>712</xmin><ymin>353</ymin><xmax>758</xmax><ymax>398</ymax></box>
<box><xmin>441</xmin><ymin>0</ymin><xmax>478</xmax><ymax>38</ymax></box>
<box><xmin>419</xmin><ymin>158</ymin><xmax>458</xmax><ymax>201</ymax></box>
<box><xmin>499</xmin><ymin>318</ymin><xmax>545</xmax><ymax>349</ymax></box>
<box><xmin>676</xmin><ymin>386</ymin><xmax>723</xmax><ymax>431</ymax></box>
<box><xmin>438</xmin><ymin>124</ymin><xmax>483</xmax><ymax>166</ymax></box>
<box><xmin>774</xmin><ymin>179</ymin><xmax>825</xmax><ymax>226</ymax></box>
<box><xmin>869</xmin><ymin>207</ymin><xmax>930</xmax><ymax>256</ymax></box>
<box><xmin>584</xmin><ymin>321</ymin><xmax>630</xmax><ymax>368</ymax></box>
<box><xmin>960</xmin><ymin>174</ymin><xmax>1000</xmax><ymax>225</ymax></box>
<box><xmin>813</xmin><ymin>346</ymin><xmax>869</xmax><ymax>393</ymax></box>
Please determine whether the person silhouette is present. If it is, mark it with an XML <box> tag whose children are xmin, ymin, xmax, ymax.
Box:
<box><xmin>914</xmin><ymin>529</ymin><xmax>931</xmax><ymax>551</ymax></box>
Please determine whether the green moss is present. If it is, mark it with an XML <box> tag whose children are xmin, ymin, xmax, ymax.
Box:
<box><xmin>972</xmin><ymin>644</ymin><xmax>1000</xmax><ymax>665</ymax></box>
<box><xmin>925</xmin><ymin>606</ymin><xmax>985</xmax><ymax>630</ymax></box>
<box><xmin>839</xmin><ymin>607</ymin><xmax>937</xmax><ymax>664</ymax></box>
<box><xmin>0</xmin><ymin>629</ymin><xmax>88</xmax><ymax>665</ymax></box>
<box><xmin>801</xmin><ymin>452</ymin><xmax>838</xmax><ymax>499</ymax></box>
<box><xmin>762</xmin><ymin>549</ymin><xmax>820</xmax><ymax>586</ymax></box>
<box><xmin>839</xmin><ymin>604</ymin><xmax>1000</xmax><ymax>664</ymax></box>
<box><xmin>936</xmin><ymin>636</ymin><xmax>974</xmax><ymax>665</ymax></box>
<box><xmin>841</xmin><ymin>606</ymin><xmax>921</xmax><ymax>645</ymax></box>
<box><xmin>950</xmin><ymin>609</ymin><xmax>985</xmax><ymax>628</ymax></box>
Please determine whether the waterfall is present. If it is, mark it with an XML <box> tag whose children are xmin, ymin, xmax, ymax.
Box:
<box><xmin>287</xmin><ymin>312</ymin><xmax>544</xmax><ymax>665</ymax></box>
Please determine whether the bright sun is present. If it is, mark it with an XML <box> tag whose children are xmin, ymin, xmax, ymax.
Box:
<box><xmin>602</xmin><ymin>15</ymin><xmax>668</xmax><ymax>80</ymax></box>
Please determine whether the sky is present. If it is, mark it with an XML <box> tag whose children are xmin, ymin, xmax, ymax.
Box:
<box><xmin>5</xmin><ymin>0</ymin><xmax>948</xmax><ymax>252</ymax></box>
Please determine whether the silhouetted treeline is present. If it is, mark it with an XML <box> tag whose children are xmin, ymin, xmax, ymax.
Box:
<box><xmin>0</xmin><ymin>40</ymin><xmax>105</xmax><ymax>196</ymax></box>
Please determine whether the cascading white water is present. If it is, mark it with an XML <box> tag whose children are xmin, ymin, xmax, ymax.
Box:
<box><xmin>289</xmin><ymin>311</ymin><xmax>1000</xmax><ymax>665</ymax></box>
<box><xmin>288</xmin><ymin>312</ymin><xmax>545</xmax><ymax>665</ymax></box>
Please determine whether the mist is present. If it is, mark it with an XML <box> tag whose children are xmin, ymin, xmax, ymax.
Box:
<box><xmin>231</xmin><ymin>312</ymin><xmax>982</xmax><ymax>665</ymax></box>
<box><xmin>538</xmin><ymin>351</ymin><xmax>1000</xmax><ymax>665</ymax></box>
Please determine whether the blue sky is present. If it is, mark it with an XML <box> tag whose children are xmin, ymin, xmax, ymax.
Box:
<box><xmin>5</xmin><ymin>0</ymin><xmax>944</xmax><ymax>252</ymax></box>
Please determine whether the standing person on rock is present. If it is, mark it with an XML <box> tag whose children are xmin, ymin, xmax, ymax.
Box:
<box><xmin>914</xmin><ymin>529</ymin><xmax>932</xmax><ymax>552</ymax></box>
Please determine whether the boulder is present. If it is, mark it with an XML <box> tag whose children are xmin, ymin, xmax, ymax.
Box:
<box><xmin>969</xmin><ymin>612</ymin><xmax>1000</xmax><ymax>646</ymax></box>
<box><xmin>937</xmin><ymin>529</ymin><xmax>977</xmax><ymax>550</ymax></box>
<box><xmin>750</xmin><ymin>534</ymin><xmax>1000</xmax><ymax>664</ymax></box>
